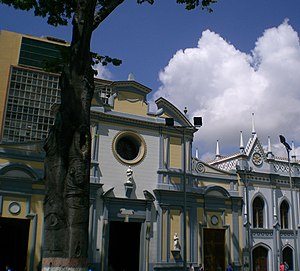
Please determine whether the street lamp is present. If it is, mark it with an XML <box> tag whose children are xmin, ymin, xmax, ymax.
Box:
<box><xmin>166</xmin><ymin>116</ymin><xmax>202</xmax><ymax>271</ymax></box>
<box><xmin>279</xmin><ymin>135</ymin><xmax>298</xmax><ymax>271</ymax></box>
<box><xmin>236</xmin><ymin>166</ymin><xmax>252</xmax><ymax>271</ymax></box>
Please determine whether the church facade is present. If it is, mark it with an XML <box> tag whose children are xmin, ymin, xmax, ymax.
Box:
<box><xmin>0</xmin><ymin>76</ymin><xmax>243</xmax><ymax>271</ymax></box>
<box><xmin>209</xmin><ymin>125</ymin><xmax>300</xmax><ymax>271</ymax></box>
<box><xmin>87</xmin><ymin>78</ymin><xmax>243</xmax><ymax>271</ymax></box>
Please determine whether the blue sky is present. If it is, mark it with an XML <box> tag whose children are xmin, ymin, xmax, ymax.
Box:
<box><xmin>1</xmin><ymin>0</ymin><xmax>300</xmax><ymax>160</ymax></box>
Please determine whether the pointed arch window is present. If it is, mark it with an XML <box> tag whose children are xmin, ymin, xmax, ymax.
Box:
<box><xmin>253</xmin><ymin>197</ymin><xmax>264</xmax><ymax>228</ymax></box>
<box><xmin>280</xmin><ymin>200</ymin><xmax>289</xmax><ymax>229</ymax></box>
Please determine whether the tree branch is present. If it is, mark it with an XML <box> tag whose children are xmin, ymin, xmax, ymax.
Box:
<box><xmin>93</xmin><ymin>0</ymin><xmax>124</xmax><ymax>31</ymax></box>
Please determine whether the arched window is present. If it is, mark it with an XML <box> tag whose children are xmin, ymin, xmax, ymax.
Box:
<box><xmin>253</xmin><ymin>197</ymin><xmax>264</xmax><ymax>228</ymax></box>
<box><xmin>280</xmin><ymin>200</ymin><xmax>289</xmax><ymax>229</ymax></box>
<box><xmin>283</xmin><ymin>246</ymin><xmax>293</xmax><ymax>271</ymax></box>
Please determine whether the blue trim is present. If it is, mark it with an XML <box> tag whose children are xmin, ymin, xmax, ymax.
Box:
<box><xmin>0</xmin><ymin>162</ymin><xmax>41</xmax><ymax>181</ymax></box>
<box><xmin>203</xmin><ymin>185</ymin><xmax>231</xmax><ymax>198</ymax></box>
<box><xmin>0</xmin><ymin>195</ymin><xmax>2</xmax><ymax>215</ymax></box>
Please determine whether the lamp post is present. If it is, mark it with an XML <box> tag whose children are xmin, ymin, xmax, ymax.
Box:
<box><xmin>279</xmin><ymin>135</ymin><xmax>298</xmax><ymax>271</ymax></box>
<box><xmin>166</xmin><ymin>116</ymin><xmax>202</xmax><ymax>271</ymax></box>
<box><xmin>183</xmin><ymin>127</ymin><xmax>187</xmax><ymax>271</ymax></box>
<box><xmin>244</xmin><ymin>169</ymin><xmax>252</xmax><ymax>271</ymax></box>
<box><xmin>237</xmin><ymin>166</ymin><xmax>252</xmax><ymax>271</ymax></box>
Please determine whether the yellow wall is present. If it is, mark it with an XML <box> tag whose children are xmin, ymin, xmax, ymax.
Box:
<box><xmin>2</xmin><ymin>196</ymin><xmax>28</xmax><ymax>217</ymax></box>
<box><xmin>0</xmin><ymin>157</ymin><xmax>44</xmax><ymax>170</ymax></box>
<box><xmin>1</xmin><ymin>193</ymin><xmax>44</xmax><ymax>271</ymax></box>
<box><xmin>113</xmin><ymin>91</ymin><xmax>148</xmax><ymax>116</ymax></box>
<box><xmin>197</xmin><ymin>180</ymin><xmax>231</xmax><ymax>191</ymax></box>
<box><xmin>30</xmin><ymin>195</ymin><xmax>44</xmax><ymax>270</ymax></box>
<box><xmin>170</xmin><ymin>176</ymin><xmax>181</xmax><ymax>185</ymax></box>
<box><xmin>0</xmin><ymin>30</ymin><xmax>22</xmax><ymax>135</ymax></box>
<box><xmin>169</xmin><ymin>137</ymin><xmax>181</xmax><ymax>169</ymax></box>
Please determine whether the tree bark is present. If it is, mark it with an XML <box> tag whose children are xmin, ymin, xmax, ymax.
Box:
<box><xmin>42</xmin><ymin>0</ymin><xmax>96</xmax><ymax>270</ymax></box>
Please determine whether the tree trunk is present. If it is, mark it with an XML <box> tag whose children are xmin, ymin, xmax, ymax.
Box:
<box><xmin>42</xmin><ymin>1</ymin><xmax>96</xmax><ymax>270</ymax></box>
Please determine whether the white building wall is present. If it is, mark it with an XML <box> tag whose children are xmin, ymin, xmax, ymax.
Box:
<box><xmin>97</xmin><ymin>122</ymin><xmax>160</xmax><ymax>198</ymax></box>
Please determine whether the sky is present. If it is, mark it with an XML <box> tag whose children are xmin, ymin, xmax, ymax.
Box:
<box><xmin>1</xmin><ymin>0</ymin><xmax>300</xmax><ymax>161</ymax></box>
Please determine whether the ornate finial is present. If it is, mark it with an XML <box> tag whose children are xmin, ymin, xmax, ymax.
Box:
<box><xmin>251</xmin><ymin>113</ymin><xmax>256</xmax><ymax>136</ymax></box>
<box><xmin>195</xmin><ymin>147</ymin><xmax>199</xmax><ymax>159</ymax></box>
<box><xmin>128</xmin><ymin>73</ymin><xmax>135</xmax><ymax>81</ymax></box>
<box><xmin>184</xmin><ymin>107</ymin><xmax>188</xmax><ymax>115</ymax></box>
<box><xmin>240</xmin><ymin>131</ymin><xmax>245</xmax><ymax>154</ymax></box>
<box><xmin>267</xmin><ymin>136</ymin><xmax>274</xmax><ymax>159</ymax></box>
<box><xmin>267</xmin><ymin>136</ymin><xmax>272</xmax><ymax>154</ymax></box>
<box><xmin>216</xmin><ymin>140</ymin><xmax>220</xmax><ymax>159</ymax></box>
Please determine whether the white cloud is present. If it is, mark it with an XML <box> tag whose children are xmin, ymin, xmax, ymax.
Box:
<box><xmin>94</xmin><ymin>64</ymin><xmax>112</xmax><ymax>80</ymax></box>
<box><xmin>152</xmin><ymin>21</ymin><xmax>300</xmax><ymax>161</ymax></box>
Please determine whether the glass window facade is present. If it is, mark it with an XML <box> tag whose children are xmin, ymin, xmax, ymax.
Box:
<box><xmin>2</xmin><ymin>66</ymin><xmax>60</xmax><ymax>142</ymax></box>
<box><xmin>19</xmin><ymin>37</ymin><xmax>64</xmax><ymax>69</ymax></box>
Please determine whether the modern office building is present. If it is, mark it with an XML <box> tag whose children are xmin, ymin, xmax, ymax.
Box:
<box><xmin>0</xmin><ymin>30</ymin><xmax>116</xmax><ymax>144</ymax></box>
<box><xmin>0</xmin><ymin>30</ymin><xmax>67</xmax><ymax>142</ymax></box>
<box><xmin>209</xmin><ymin>122</ymin><xmax>300</xmax><ymax>271</ymax></box>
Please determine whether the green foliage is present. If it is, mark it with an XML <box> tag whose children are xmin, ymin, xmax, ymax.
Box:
<box><xmin>91</xmin><ymin>53</ymin><xmax>122</xmax><ymax>67</ymax></box>
<box><xmin>91</xmin><ymin>53</ymin><xmax>122</xmax><ymax>75</ymax></box>
<box><xmin>0</xmin><ymin>0</ymin><xmax>73</xmax><ymax>26</ymax></box>
<box><xmin>0</xmin><ymin>0</ymin><xmax>216</xmax><ymax>27</ymax></box>
<box><xmin>176</xmin><ymin>0</ymin><xmax>217</xmax><ymax>12</ymax></box>
<box><xmin>137</xmin><ymin>0</ymin><xmax>217</xmax><ymax>11</ymax></box>
<box><xmin>0</xmin><ymin>0</ymin><xmax>215</xmax><ymax>71</ymax></box>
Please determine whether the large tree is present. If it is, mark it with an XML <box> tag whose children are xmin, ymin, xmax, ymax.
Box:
<box><xmin>1</xmin><ymin>0</ymin><xmax>215</xmax><ymax>270</ymax></box>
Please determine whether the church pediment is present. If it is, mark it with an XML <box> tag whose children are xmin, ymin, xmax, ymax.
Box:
<box><xmin>245</xmin><ymin>134</ymin><xmax>266</xmax><ymax>159</ymax></box>
<box><xmin>0</xmin><ymin>163</ymin><xmax>39</xmax><ymax>181</ymax></box>
<box><xmin>204</xmin><ymin>185</ymin><xmax>230</xmax><ymax>198</ymax></box>
<box><xmin>155</xmin><ymin>97</ymin><xmax>194</xmax><ymax>127</ymax></box>
<box><xmin>193</xmin><ymin>159</ymin><xmax>232</xmax><ymax>176</ymax></box>
<box><xmin>111</xmin><ymin>81</ymin><xmax>151</xmax><ymax>117</ymax></box>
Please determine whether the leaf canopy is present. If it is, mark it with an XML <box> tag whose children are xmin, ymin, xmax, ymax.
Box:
<box><xmin>0</xmin><ymin>0</ymin><xmax>216</xmax><ymax>26</ymax></box>
<box><xmin>0</xmin><ymin>0</ymin><xmax>216</xmax><ymax>68</ymax></box>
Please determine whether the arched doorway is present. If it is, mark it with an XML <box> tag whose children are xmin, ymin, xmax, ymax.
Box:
<box><xmin>0</xmin><ymin>217</ymin><xmax>30</xmax><ymax>271</ymax></box>
<box><xmin>253</xmin><ymin>246</ymin><xmax>268</xmax><ymax>271</ymax></box>
<box><xmin>283</xmin><ymin>246</ymin><xmax>293</xmax><ymax>271</ymax></box>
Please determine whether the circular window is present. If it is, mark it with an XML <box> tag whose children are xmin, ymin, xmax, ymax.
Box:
<box><xmin>9</xmin><ymin>202</ymin><xmax>21</xmax><ymax>215</ymax></box>
<box><xmin>211</xmin><ymin>215</ymin><xmax>219</xmax><ymax>225</ymax></box>
<box><xmin>113</xmin><ymin>131</ymin><xmax>146</xmax><ymax>165</ymax></box>
<box><xmin>252</xmin><ymin>152</ymin><xmax>263</xmax><ymax>166</ymax></box>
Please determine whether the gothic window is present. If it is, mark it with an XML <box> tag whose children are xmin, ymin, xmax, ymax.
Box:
<box><xmin>280</xmin><ymin>200</ymin><xmax>289</xmax><ymax>229</ymax></box>
<box><xmin>253</xmin><ymin>197</ymin><xmax>264</xmax><ymax>228</ymax></box>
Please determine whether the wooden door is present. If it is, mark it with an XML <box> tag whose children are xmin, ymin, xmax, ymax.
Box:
<box><xmin>203</xmin><ymin>229</ymin><xmax>225</xmax><ymax>271</ymax></box>
<box><xmin>253</xmin><ymin>246</ymin><xmax>268</xmax><ymax>271</ymax></box>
